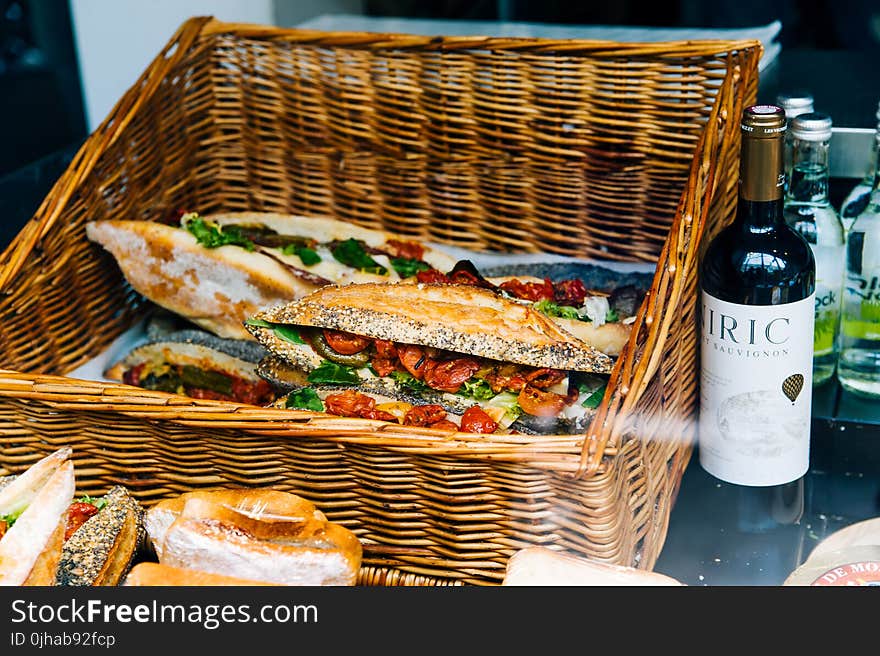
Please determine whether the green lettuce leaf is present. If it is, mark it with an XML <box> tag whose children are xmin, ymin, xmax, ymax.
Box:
<box><xmin>285</xmin><ymin>388</ymin><xmax>325</xmax><ymax>412</ymax></box>
<box><xmin>390</xmin><ymin>257</ymin><xmax>430</xmax><ymax>278</ymax></box>
<box><xmin>307</xmin><ymin>360</ymin><xmax>361</xmax><ymax>385</ymax></box>
<box><xmin>182</xmin><ymin>214</ymin><xmax>255</xmax><ymax>251</ymax></box>
<box><xmin>331</xmin><ymin>239</ymin><xmax>387</xmax><ymax>275</ymax></box>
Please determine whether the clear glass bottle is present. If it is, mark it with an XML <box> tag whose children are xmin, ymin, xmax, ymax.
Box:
<box><xmin>783</xmin><ymin>112</ymin><xmax>846</xmax><ymax>386</ymax></box>
<box><xmin>840</xmin><ymin>102</ymin><xmax>880</xmax><ymax>229</ymax></box>
<box><xmin>838</xmin><ymin>123</ymin><xmax>880</xmax><ymax>398</ymax></box>
<box><xmin>776</xmin><ymin>91</ymin><xmax>815</xmax><ymax>188</ymax></box>
<box><xmin>700</xmin><ymin>105</ymin><xmax>815</xmax><ymax>533</ymax></box>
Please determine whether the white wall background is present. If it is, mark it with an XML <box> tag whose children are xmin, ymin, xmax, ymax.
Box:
<box><xmin>70</xmin><ymin>0</ymin><xmax>362</xmax><ymax>132</ymax></box>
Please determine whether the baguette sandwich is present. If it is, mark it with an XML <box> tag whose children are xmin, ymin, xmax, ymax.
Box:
<box><xmin>0</xmin><ymin>448</ymin><xmax>75</xmax><ymax>585</ymax></box>
<box><xmin>104</xmin><ymin>329</ymin><xmax>276</xmax><ymax>405</ymax></box>
<box><xmin>0</xmin><ymin>448</ymin><xmax>146</xmax><ymax>586</ymax></box>
<box><xmin>246</xmin><ymin>281</ymin><xmax>614</xmax><ymax>435</ymax></box>
<box><xmin>85</xmin><ymin>210</ymin><xmax>458</xmax><ymax>340</ymax></box>
<box><xmin>413</xmin><ymin>259</ymin><xmax>642</xmax><ymax>357</ymax></box>
<box><xmin>144</xmin><ymin>488</ymin><xmax>362</xmax><ymax>586</ymax></box>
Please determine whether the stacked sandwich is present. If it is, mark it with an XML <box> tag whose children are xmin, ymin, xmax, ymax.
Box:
<box><xmin>88</xmin><ymin>210</ymin><xmax>646</xmax><ymax>433</ymax></box>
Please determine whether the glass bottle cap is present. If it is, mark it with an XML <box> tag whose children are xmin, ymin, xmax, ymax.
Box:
<box><xmin>790</xmin><ymin>112</ymin><xmax>833</xmax><ymax>141</ymax></box>
<box><xmin>775</xmin><ymin>91</ymin><xmax>814</xmax><ymax>118</ymax></box>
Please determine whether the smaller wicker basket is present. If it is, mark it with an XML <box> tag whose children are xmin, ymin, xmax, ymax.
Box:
<box><xmin>0</xmin><ymin>17</ymin><xmax>760</xmax><ymax>585</ymax></box>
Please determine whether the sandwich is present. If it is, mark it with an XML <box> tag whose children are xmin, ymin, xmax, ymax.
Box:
<box><xmin>103</xmin><ymin>328</ymin><xmax>277</xmax><ymax>405</ymax></box>
<box><xmin>0</xmin><ymin>448</ymin><xmax>75</xmax><ymax>585</ymax></box>
<box><xmin>246</xmin><ymin>281</ymin><xmax>615</xmax><ymax>435</ymax></box>
<box><xmin>144</xmin><ymin>488</ymin><xmax>362</xmax><ymax>586</ymax></box>
<box><xmin>0</xmin><ymin>447</ymin><xmax>146</xmax><ymax>586</ymax></box>
<box><xmin>56</xmin><ymin>485</ymin><xmax>146</xmax><ymax>586</ymax></box>
<box><xmin>85</xmin><ymin>210</ymin><xmax>458</xmax><ymax>340</ymax></box>
<box><xmin>413</xmin><ymin>259</ymin><xmax>642</xmax><ymax>357</ymax></box>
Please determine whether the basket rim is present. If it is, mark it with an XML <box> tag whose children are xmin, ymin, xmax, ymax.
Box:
<box><xmin>0</xmin><ymin>369</ymin><xmax>615</xmax><ymax>475</ymax></box>
<box><xmin>199</xmin><ymin>16</ymin><xmax>764</xmax><ymax>57</ymax></box>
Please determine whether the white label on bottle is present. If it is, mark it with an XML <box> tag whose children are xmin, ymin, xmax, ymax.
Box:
<box><xmin>699</xmin><ymin>291</ymin><xmax>815</xmax><ymax>486</ymax></box>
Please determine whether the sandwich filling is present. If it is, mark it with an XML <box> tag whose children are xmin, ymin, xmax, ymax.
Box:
<box><xmin>179</xmin><ymin>212</ymin><xmax>439</xmax><ymax>284</ymax></box>
<box><xmin>122</xmin><ymin>361</ymin><xmax>275</xmax><ymax>405</ymax></box>
<box><xmin>251</xmin><ymin>321</ymin><xmax>608</xmax><ymax>434</ymax></box>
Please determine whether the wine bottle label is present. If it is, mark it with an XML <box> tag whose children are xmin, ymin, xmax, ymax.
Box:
<box><xmin>699</xmin><ymin>291</ymin><xmax>815</xmax><ymax>486</ymax></box>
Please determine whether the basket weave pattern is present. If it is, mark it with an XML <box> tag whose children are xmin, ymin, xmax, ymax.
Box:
<box><xmin>0</xmin><ymin>18</ymin><xmax>760</xmax><ymax>584</ymax></box>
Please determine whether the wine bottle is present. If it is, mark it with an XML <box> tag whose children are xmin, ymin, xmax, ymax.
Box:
<box><xmin>699</xmin><ymin>105</ymin><xmax>816</xmax><ymax>531</ymax></box>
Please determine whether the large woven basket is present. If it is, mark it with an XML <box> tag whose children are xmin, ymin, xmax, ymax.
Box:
<box><xmin>0</xmin><ymin>17</ymin><xmax>760</xmax><ymax>585</ymax></box>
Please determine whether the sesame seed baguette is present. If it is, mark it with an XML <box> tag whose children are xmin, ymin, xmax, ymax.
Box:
<box><xmin>248</xmin><ymin>282</ymin><xmax>614</xmax><ymax>373</ymax></box>
<box><xmin>56</xmin><ymin>486</ymin><xmax>146</xmax><ymax>587</ymax></box>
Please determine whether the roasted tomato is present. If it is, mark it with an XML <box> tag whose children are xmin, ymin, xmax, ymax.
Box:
<box><xmin>416</xmin><ymin>269</ymin><xmax>451</xmax><ymax>285</ymax></box>
<box><xmin>231</xmin><ymin>378</ymin><xmax>275</xmax><ymax>406</ymax></box>
<box><xmin>524</xmin><ymin>368</ymin><xmax>567</xmax><ymax>390</ymax></box>
<box><xmin>64</xmin><ymin>502</ymin><xmax>100</xmax><ymax>540</ymax></box>
<box><xmin>323</xmin><ymin>329</ymin><xmax>371</xmax><ymax>355</ymax></box>
<box><xmin>373</xmin><ymin>339</ymin><xmax>398</xmax><ymax>359</ymax></box>
<box><xmin>122</xmin><ymin>362</ymin><xmax>146</xmax><ymax>387</ymax></box>
<box><xmin>517</xmin><ymin>384</ymin><xmax>567</xmax><ymax>417</ymax></box>
<box><xmin>371</xmin><ymin>357</ymin><xmax>398</xmax><ymax>377</ymax></box>
<box><xmin>397</xmin><ymin>344</ymin><xmax>429</xmax><ymax>379</ymax></box>
<box><xmin>460</xmin><ymin>406</ymin><xmax>498</xmax><ymax>434</ymax></box>
<box><xmin>422</xmin><ymin>358</ymin><xmax>481</xmax><ymax>393</ymax></box>
<box><xmin>324</xmin><ymin>390</ymin><xmax>378</xmax><ymax>418</ymax></box>
<box><xmin>363</xmin><ymin>408</ymin><xmax>399</xmax><ymax>422</ymax></box>
<box><xmin>403</xmin><ymin>404</ymin><xmax>448</xmax><ymax>427</ymax></box>
<box><xmin>498</xmin><ymin>278</ymin><xmax>555</xmax><ymax>302</ymax></box>
<box><xmin>554</xmin><ymin>278</ymin><xmax>588</xmax><ymax>306</ymax></box>
<box><xmin>385</xmin><ymin>239</ymin><xmax>425</xmax><ymax>261</ymax></box>
<box><xmin>448</xmin><ymin>269</ymin><xmax>484</xmax><ymax>286</ymax></box>
<box><xmin>484</xmin><ymin>364</ymin><xmax>528</xmax><ymax>393</ymax></box>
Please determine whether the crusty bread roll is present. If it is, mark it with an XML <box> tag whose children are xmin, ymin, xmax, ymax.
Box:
<box><xmin>145</xmin><ymin>488</ymin><xmax>361</xmax><ymax>586</ymax></box>
<box><xmin>124</xmin><ymin>562</ymin><xmax>276</xmax><ymax>586</ymax></box>
<box><xmin>502</xmin><ymin>546</ymin><xmax>683</xmax><ymax>586</ymax></box>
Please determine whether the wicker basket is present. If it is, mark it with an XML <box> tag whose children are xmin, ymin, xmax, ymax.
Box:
<box><xmin>0</xmin><ymin>17</ymin><xmax>760</xmax><ymax>585</ymax></box>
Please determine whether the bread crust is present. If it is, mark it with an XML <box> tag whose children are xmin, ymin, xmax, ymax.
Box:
<box><xmin>145</xmin><ymin>488</ymin><xmax>361</xmax><ymax>586</ymax></box>
<box><xmin>86</xmin><ymin>213</ymin><xmax>457</xmax><ymax>340</ymax></box>
<box><xmin>250</xmin><ymin>282</ymin><xmax>613</xmax><ymax>373</ymax></box>
<box><xmin>124</xmin><ymin>562</ymin><xmax>275</xmax><ymax>586</ymax></box>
